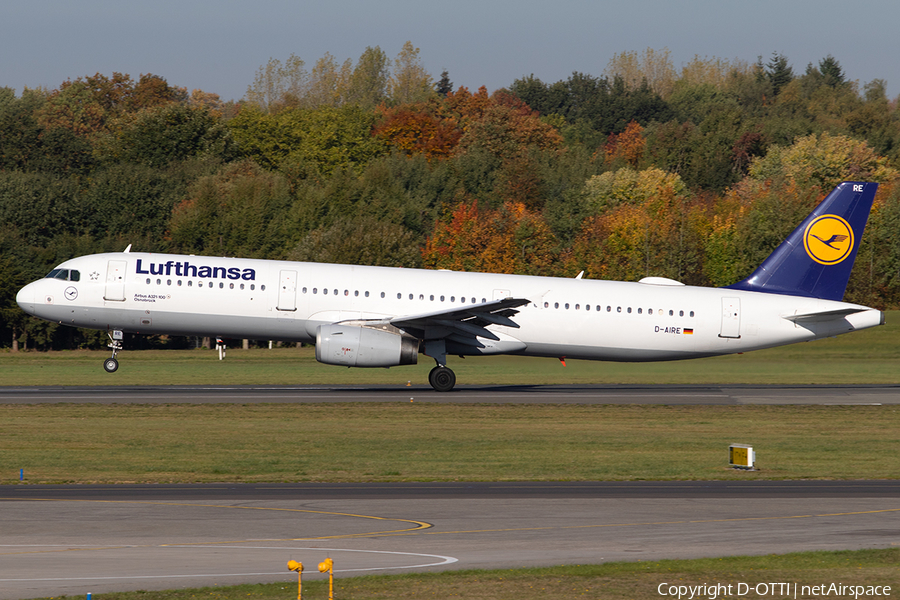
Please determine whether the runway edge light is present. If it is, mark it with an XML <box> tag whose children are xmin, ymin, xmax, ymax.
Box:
<box><xmin>287</xmin><ymin>560</ymin><xmax>303</xmax><ymax>600</ymax></box>
<box><xmin>729</xmin><ymin>443</ymin><xmax>756</xmax><ymax>470</ymax></box>
<box><xmin>319</xmin><ymin>558</ymin><xmax>334</xmax><ymax>600</ymax></box>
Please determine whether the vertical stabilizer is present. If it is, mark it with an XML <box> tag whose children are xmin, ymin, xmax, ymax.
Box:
<box><xmin>726</xmin><ymin>181</ymin><xmax>877</xmax><ymax>301</ymax></box>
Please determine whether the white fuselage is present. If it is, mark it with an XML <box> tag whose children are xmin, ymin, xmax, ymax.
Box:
<box><xmin>16</xmin><ymin>251</ymin><xmax>884</xmax><ymax>363</ymax></box>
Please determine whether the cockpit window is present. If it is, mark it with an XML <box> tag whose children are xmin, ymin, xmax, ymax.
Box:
<box><xmin>44</xmin><ymin>269</ymin><xmax>80</xmax><ymax>281</ymax></box>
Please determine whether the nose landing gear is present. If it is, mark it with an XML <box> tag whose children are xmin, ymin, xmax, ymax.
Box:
<box><xmin>104</xmin><ymin>330</ymin><xmax>123</xmax><ymax>373</ymax></box>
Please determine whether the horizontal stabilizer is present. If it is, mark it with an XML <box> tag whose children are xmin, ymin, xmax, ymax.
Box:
<box><xmin>782</xmin><ymin>307</ymin><xmax>869</xmax><ymax>323</ymax></box>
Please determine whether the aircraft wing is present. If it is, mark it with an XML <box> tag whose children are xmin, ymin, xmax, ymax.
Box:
<box><xmin>389</xmin><ymin>297</ymin><xmax>530</xmax><ymax>345</ymax></box>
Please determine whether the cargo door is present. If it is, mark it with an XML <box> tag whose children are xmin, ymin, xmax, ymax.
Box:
<box><xmin>104</xmin><ymin>260</ymin><xmax>127</xmax><ymax>302</ymax></box>
<box><xmin>719</xmin><ymin>297</ymin><xmax>741</xmax><ymax>339</ymax></box>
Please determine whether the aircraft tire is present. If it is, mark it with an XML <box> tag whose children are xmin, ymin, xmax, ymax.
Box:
<box><xmin>428</xmin><ymin>366</ymin><xmax>456</xmax><ymax>392</ymax></box>
<box><xmin>103</xmin><ymin>358</ymin><xmax>119</xmax><ymax>373</ymax></box>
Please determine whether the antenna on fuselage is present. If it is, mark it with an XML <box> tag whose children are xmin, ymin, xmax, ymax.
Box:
<box><xmin>124</xmin><ymin>244</ymin><xmax>132</xmax><ymax>253</ymax></box>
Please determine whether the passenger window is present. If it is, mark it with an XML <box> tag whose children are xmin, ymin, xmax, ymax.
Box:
<box><xmin>323</xmin><ymin>288</ymin><xmax>328</xmax><ymax>295</ymax></box>
<box><xmin>627</xmin><ymin>307</ymin><xmax>632</xmax><ymax>313</ymax></box>
<box><xmin>345</xmin><ymin>290</ymin><xmax>349</xmax><ymax>296</ymax></box>
<box><xmin>440</xmin><ymin>295</ymin><xmax>445</xmax><ymax>302</ymax></box>
<box><xmin>261</xmin><ymin>285</ymin><xmax>266</xmax><ymax>291</ymax></box>
<box><xmin>229</xmin><ymin>283</ymin><xmax>234</xmax><ymax>289</ymax></box>
<box><xmin>430</xmin><ymin>295</ymin><xmax>434</xmax><ymax>301</ymax></box>
<box><xmin>397</xmin><ymin>293</ymin><xmax>402</xmax><ymax>299</ymax></box>
<box><xmin>690</xmin><ymin>311</ymin><xmax>695</xmax><ymax>317</ymax></box>
<box><xmin>178</xmin><ymin>280</ymin><xmax>183</xmax><ymax>286</ymax></box>
<box><xmin>565</xmin><ymin>303</ymin><xmax>569</xmax><ymax>309</ymax></box>
<box><xmin>313</xmin><ymin>288</ymin><xmax>318</xmax><ymax>294</ymax></box>
<box><xmin>146</xmin><ymin>278</ymin><xmax>151</xmax><ymax>284</ymax></box>
<box><xmin>251</xmin><ymin>284</ymin><xmax>255</xmax><ymax>290</ymax></box>
<box><xmin>585</xmin><ymin>304</ymin><xmax>590</xmax><ymax>311</ymax></box>
<box><xmin>544</xmin><ymin>302</ymin><xmax>549</xmax><ymax>308</ymax></box>
<box><xmin>648</xmin><ymin>308</ymin><xmax>653</xmax><ymax>315</ymax></box>
<box><xmin>419</xmin><ymin>294</ymin><xmax>424</xmax><ymax>300</ymax></box>
<box><xmin>355</xmin><ymin>290</ymin><xmax>359</xmax><ymax>296</ymax></box>
<box><xmin>669</xmin><ymin>310</ymin><xmax>674</xmax><ymax>316</ymax></box>
<box><xmin>188</xmin><ymin>281</ymin><xmax>193</xmax><ymax>287</ymax></box>
<box><xmin>167</xmin><ymin>280</ymin><xmax>172</xmax><ymax>286</ymax></box>
<box><xmin>679</xmin><ymin>310</ymin><xmax>684</xmax><ymax>317</ymax></box>
<box><xmin>219</xmin><ymin>282</ymin><xmax>224</xmax><ymax>289</ymax></box>
<box><xmin>554</xmin><ymin>302</ymin><xmax>559</xmax><ymax>309</ymax></box>
<box><xmin>617</xmin><ymin>307</ymin><xmax>622</xmax><ymax>313</ymax></box>
<box><xmin>365</xmin><ymin>291</ymin><xmax>369</xmax><ymax>297</ymax></box>
<box><xmin>157</xmin><ymin>279</ymin><xmax>162</xmax><ymax>285</ymax></box>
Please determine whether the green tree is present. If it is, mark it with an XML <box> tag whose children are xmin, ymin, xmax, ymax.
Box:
<box><xmin>764</xmin><ymin>53</ymin><xmax>794</xmax><ymax>95</ymax></box>
<box><xmin>749</xmin><ymin>132</ymin><xmax>898</xmax><ymax>190</ymax></box>
<box><xmin>228</xmin><ymin>104</ymin><xmax>386</xmax><ymax>175</ymax></box>
<box><xmin>99</xmin><ymin>103</ymin><xmax>235</xmax><ymax>168</ymax></box>
<box><xmin>819</xmin><ymin>55</ymin><xmax>846</xmax><ymax>88</ymax></box>
<box><xmin>289</xmin><ymin>216</ymin><xmax>422</xmax><ymax>267</ymax></box>
<box><xmin>346</xmin><ymin>46</ymin><xmax>390</xmax><ymax>108</ymax></box>
<box><xmin>390</xmin><ymin>42</ymin><xmax>434</xmax><ymax>105</ymax></box>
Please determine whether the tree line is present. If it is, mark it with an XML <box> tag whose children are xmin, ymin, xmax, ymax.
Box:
<box><xmin>1</xmin><ymin>45</ymin><xmax>899</xmax><ymax>350</ymax></box>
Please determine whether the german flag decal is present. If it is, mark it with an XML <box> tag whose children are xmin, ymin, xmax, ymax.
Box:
<box><xmin>684</xmin><ymin>328</ymin><xmax>694</xmax><ymax>335</ymax></box>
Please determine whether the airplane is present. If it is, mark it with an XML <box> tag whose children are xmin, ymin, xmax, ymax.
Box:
<box><xmin>16</xmin><ymin>181</ymin><xmax>883</xmax><ymax>392</ymax></box>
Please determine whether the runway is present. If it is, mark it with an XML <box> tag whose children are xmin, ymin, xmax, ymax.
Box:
<box><xmin>3</xmin><ymin>383</ymin><xmax>900</xmax><ymax>404</ymax></box>
<box><xmin>3</xmin><ymin>386</ymin><xmax>899</xmax><ymax>598</ymax></box>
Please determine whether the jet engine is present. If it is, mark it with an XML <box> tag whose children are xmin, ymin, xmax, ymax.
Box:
<box><xmin>315</xmin><ymin>324</ymin><xmax>419</xmax><ymax>368</ymax></box>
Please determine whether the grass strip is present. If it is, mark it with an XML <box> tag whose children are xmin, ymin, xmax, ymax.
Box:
<box><xmin>3</xmin><ymin>404</ymin><xmax>899</xmax><ymax>483</ymax></box>
<box><xmin>26</xmin><ymin>548</ymin><xmax>898</xmax><ymax>600</ymax></box>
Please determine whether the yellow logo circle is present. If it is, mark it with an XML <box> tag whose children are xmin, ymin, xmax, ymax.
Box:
<box><xmin>803</xmin><ymin>215</ymin><xmax>854</xmax><ymax>265</ymax></box>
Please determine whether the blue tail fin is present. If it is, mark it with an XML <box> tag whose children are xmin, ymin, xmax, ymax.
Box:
<box><xmin>726</xmin><ymin>181</ymin><xmax>877</xmax><ymax>301</ymax></box>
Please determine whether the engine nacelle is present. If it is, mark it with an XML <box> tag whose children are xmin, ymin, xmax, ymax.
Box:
<box><xmin>315</xmin><ymin>324</ymin><xmax>418</xmax><ymax>368</ymax></box>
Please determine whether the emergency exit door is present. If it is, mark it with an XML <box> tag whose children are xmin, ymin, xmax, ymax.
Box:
<box><xmin>277</xmin><ymin>270</ymin><xmax>297</xmax><ymax>311</ymax></box>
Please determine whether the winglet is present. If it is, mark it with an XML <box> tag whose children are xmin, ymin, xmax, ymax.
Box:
<box><xmin>726</xmin><ymin>182</ymin><xmax>877</xmax><ymax>301</ymax></box>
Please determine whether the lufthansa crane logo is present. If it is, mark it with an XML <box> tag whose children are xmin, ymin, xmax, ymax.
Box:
<box><xmin>803</xmin><ymin>214</ymin><xmax>854</xmax><ymax>265</ymax></box>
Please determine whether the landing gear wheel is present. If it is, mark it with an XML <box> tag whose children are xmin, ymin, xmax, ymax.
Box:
<box><xmin>103</xmin><ymin>358</ymin><xmax>119</xmax><ymax>373</ymax></box>
<box><xmin>428</xmin><ymin>366</ymin><xmax>456</xmax><ymax>392</ymax></box>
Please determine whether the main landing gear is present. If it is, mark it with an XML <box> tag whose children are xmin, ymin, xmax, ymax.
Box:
<box><xmin>424</xmin><ymin>338</ymin><xmax>456</xmax><ymax>392</ymax></box>
<box><xmin>428</xmin><ymin>365</ymin><xmax>456</xmax><ymax>392</ymax></box>
<box><xmin>103</xmin><ymin>330</ymin><xmax>123</xmax><ymax>373</ymax></box>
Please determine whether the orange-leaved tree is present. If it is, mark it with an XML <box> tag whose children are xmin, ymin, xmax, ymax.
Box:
<box><xmin>422</xmin><ymin>199</ymin><xmax>559</xmax><ymax>275</ymax></box>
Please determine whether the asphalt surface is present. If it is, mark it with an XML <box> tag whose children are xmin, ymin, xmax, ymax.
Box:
<box><xmin>2</xmin><ymin>482</ymin><xmax>899</xmax><ymax>598</ymax></box>
<box><xmin>3</xmin><ymin>383</ymin><xmax>900</xmax><ymax>404</ymax></box>
<box><xmin>2</xmin><ymin>386</ymin><xmax>899</xmax><ymax>598</ymax></box>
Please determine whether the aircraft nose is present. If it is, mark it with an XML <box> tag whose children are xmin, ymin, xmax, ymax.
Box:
<box><xmin>16</xmin><ymin>282</ymin><xmax>36</xmax><ymax>314</ymax></box>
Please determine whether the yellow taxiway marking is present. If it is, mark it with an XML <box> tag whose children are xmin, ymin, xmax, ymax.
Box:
<box><xmin>0</xmin><ymin>497</ymin><xmax>431</xmax><ymax>555</ymax></box>
<box><xmin>1</xmin><ymin>499</ymin><xmax>897</xmax><ymax>555</ymax></box>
